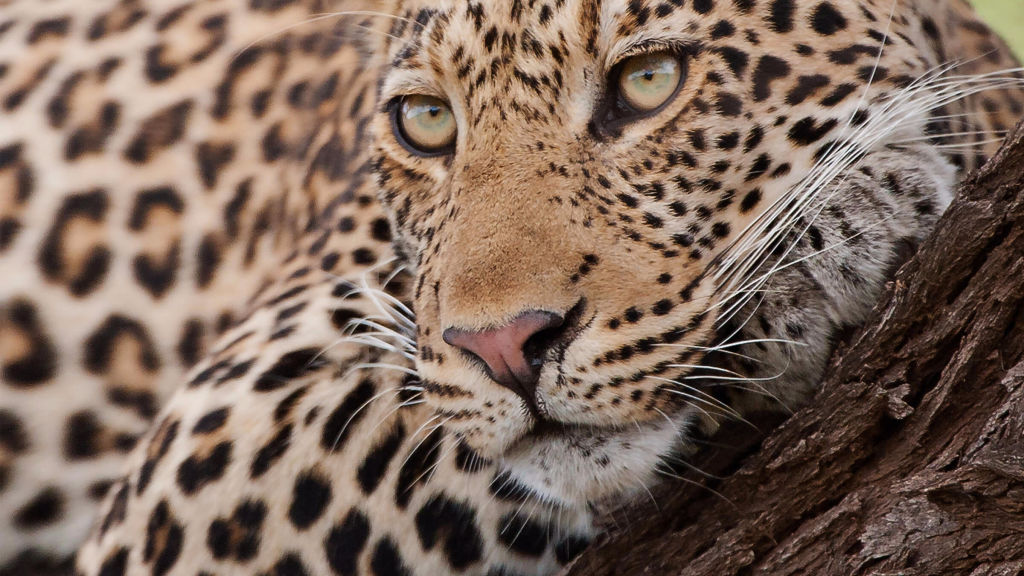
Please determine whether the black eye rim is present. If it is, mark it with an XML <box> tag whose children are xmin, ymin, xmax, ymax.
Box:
<box><xmin>389</xmin><ymin>95</ymin><xmax>457</xmax><ymax>158</ymax></box>
<box><xmin>596</xmin><ymin>50</ymin><xmax>690</xmax><ymax>134</ymax></box>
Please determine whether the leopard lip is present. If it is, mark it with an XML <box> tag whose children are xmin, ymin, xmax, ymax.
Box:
<box><xmin>514</xmin><ymin>416</ymin><xmax>654</xmax><ymax>448</ymax></box>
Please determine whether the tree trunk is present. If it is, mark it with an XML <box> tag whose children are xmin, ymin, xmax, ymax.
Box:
<box><xmin>564</xmin><ymin>121</ymin><xmax>1024</xmax><ymax>576</ymax></box>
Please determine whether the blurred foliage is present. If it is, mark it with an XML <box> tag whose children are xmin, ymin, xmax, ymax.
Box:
<box><xmin>972</xmin><ymin>0</ymin><xmax>1024</xmax><ymax>58</ymax></box>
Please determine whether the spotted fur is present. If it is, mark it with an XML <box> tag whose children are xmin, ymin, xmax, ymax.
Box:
<box><xmin>0</xmin><ymin>0</ymin><xmax>1021</xmax><ymax>575</ymax></box>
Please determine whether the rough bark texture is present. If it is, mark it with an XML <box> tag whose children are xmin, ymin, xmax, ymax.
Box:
<box><xmin>564</xmin><ymin>122</ymin><xmax>1024</xmax><ymax>576</ymax></box>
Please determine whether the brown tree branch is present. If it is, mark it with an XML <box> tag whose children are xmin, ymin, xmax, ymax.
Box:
<box><xmin>566</xmin><ymin>121</ymin><xmax>1024</xmax><ymax>576</ymax></box>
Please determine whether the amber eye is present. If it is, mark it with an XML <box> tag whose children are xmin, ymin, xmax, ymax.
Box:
<box><xmin>393</xmin><ymin>95</ymin><xmax>457</xmax><ymax>155</ymax></box>
<box><xmin>616</xmin><ymin>52</ymin><xmax>684</xmax><ymax>114</ymax></box>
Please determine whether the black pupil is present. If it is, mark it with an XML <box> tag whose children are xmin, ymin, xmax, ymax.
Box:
<box><xmin>643</xmin><ymin>70</ymin><xmax>655</xmax><ymax>81</ymax></box>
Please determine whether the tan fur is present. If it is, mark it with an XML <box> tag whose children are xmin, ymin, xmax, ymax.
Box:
<box><xmin>0</xmin><ymin>0</ymin><xmax>1020</xmax><ymax>574</ymax></box>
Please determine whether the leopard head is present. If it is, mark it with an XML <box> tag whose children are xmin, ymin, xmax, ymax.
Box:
<box><xmin>368</xmin><ymin>0</ymin><xmax>1002</xmax><ymax>508</ymax></box>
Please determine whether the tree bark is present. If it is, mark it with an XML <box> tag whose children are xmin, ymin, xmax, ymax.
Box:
<box><xmin>564</xmin><ymin>121</ymin><xmax>1024</xmax><ymax>576</ymax></box>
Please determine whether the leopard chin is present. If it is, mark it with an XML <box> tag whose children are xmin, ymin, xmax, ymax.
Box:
<box><xmin>499</xmin><ymin>406</ymin><xmax>700</xmax><ymax>509</ymax></box>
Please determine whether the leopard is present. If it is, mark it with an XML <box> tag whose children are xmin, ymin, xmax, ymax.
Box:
<box><xmin>1</xmin><ymin>0</ymin><xmax>1021</xmax><ymax>574</ymax></box>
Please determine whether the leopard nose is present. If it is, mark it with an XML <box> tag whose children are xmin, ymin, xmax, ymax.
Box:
<box><xmin>442</xmin><ymin>310</ymin><xmax>565</xmax><ymax>404</ymax></box>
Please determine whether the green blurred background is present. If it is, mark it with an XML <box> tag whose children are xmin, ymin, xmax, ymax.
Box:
<box><xmin>972</xmin><ymin>0</ymin><xmax>1024</xmax><ymax>57</ymax></box>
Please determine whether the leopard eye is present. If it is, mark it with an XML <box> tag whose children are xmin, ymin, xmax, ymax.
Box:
<box><xmin>393</xmin><ymin>95</ymin><xmax>457</xmax><ymax>156</ymax></box>
<box><xmin>616</xmin><ymin>52</ymin><xmax>684</xmax><ymax>114</ymax></box>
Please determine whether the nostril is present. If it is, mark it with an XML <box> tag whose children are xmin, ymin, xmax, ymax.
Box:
<box><xmin>521</xmin><ymin>322</ymin><xmax>566</xmax><ymax>369</ymax></box>
<box><xmin>441</xmin><ymin>310</ymin><xmax>567</xmax><ymax>405</ymax></box>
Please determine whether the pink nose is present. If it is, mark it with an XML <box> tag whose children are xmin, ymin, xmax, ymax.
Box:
<box><xmin>442</xmin><ymin>311</ymin><xmax>564</xmax><ymax>404</ymax></box>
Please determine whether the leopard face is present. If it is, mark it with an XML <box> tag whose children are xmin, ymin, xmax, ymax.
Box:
<box><xmin>369</xmin><ymin>0</ymin><xmax>1019</xmax><ymax>508</ymax></box>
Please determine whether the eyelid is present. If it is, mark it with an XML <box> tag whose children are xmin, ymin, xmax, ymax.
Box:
<box><xmin>379</xmin><ymin>75</ymin><xmax>448</xmax><ymax>110</ymax></box>
<box><xmin>607</xmin><ymin>38</ymin><xmax>701</xmax><ymax>70</ymax></box>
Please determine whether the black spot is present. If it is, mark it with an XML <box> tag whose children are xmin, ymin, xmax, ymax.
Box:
<box><xmin>14</xmin><ymin>486</ymin><xmax>64</xmax><ymax>528</ymax></box>
<box><xmin>820</xmin><ymin>83</ymin><xmax>857</xmax><ymax>106</ymax></box>
<box><xmin>137</xmin><ymin>418</ymin><xmax>179</xmax><ymax>495</ymax></box>
<box><xmin>353</xmin><ymin>247</ymin><xmax>377</xmax><ymax>265</ymax></box>
<box><xmin>454</xmin><ymin>440</ymin><xmax>492</xmax><ymax>473</ymax></box>
<box><xmin>357</xmin><ymin>423</ymin><xmax>406</xmax><ymax>495</ymax></box>
<box><xmin>370</xmin><ymin>218</ymin><xmax>393</xmax><ymax>242</ymax></box>
<box><xmin>740</xmin><ymin>188</ymin><xmax>762</xmax><ymax>213</ymax></box>
<box><xmin>624</xmin><ymin>307</ymin><xmax>643</xmax><ymax>323</ymax></box>
<box><xmin>325</xmin><ymin>509</ymin><xmax>371</xmax><ymax>576</ymax></box>
<box><xmin>254</xmin><ymin>348</ymin><xmax>328</xmax><ymax>392</ymax></box>
<box><xmin>124</xmin><ymin>100</ymin><xmax>193</xmax><ymax>163</ymax></box>
<box><xmin>786</xmin><ymin>74</ymin><xmax>830</xmax><ymax>105</ymax></box>
<box><xmin>745</xmin><ymin>153</ymin><xmax>772</xmax><ymax>181</ymax></box>
<box><xmin>692</xmin><ymin>0</ymin><xmax>713</xmax><ymax>13</ymax></box>
<box><xmin>272</xmin><ymin>554</ymin><xmax>311</xmax><ymax>576</ymax></box>
<box><xmin>144</xmin><ymin>500</ymin><xmax>184</xmax><ymax>576</ymax></box>
<box><xmin>314</xmin><ymin>370</ymin><xmax>372</xmax><ymax>450</ymax></box>
<box><xmin>710</xmin><ymin>20</ymin><xmax>735</xmax><ymax>39</ymax></box>
<box><xmin>83</xmin><ymin>314</ymin><xmax>160</xmax><ymax>375</ymax></box>
<box><xmin>415</xmin><ymin>494</ymin><xmax>484</xmax><ymax>569</ymax></box>
<box><xmin>498</xmin><ymin>512</ymin><xmax>548</xmax><ymax>556</ymax></box>
<box><xmin>788</xmin><ymin>117</ymin><xmax>838</xmax><ymax>146</ymax></box>
<box><xmin>808</xmin><ymin>225</ymin><xmax>825</xmax><ymax>250</ymax></box>
<box><xmin>811</xmin><ymin>2</ymin><xmax>847</xmax><ymax>35</ymax></box>
<box><xmin>370</xmin><ymin>537</ymin><xmax>412</xmax><ymax>576</ymax></box>
<box><xmin>261</xmin><ymin>123</ymin><xmax>288</xmax><ymax>161</ymax></box>
<box><xmin>652</xmin><ymin>299</ymin><xmax>674</xmax><ymax>315</ymax></box>
<box><xmin>555</xmin><ymin>535</ymin><xmax>592</xmax><ymax>564</ymax></box>
<box><xmin>128</xmin><ymin>187</ymin><xmax>184</xmax><ymax>297</ymax></box>
<box><xmin>196</xmin><ymin>234</ymin><xmax>222</xmax><ymax>288</ymax></box>
<box><xmin>64</xmin><ymin>410</ymin><xmax>104</xmax><ymax>459</ymax></box>
<box><xmin>2</xmin><ymin>300</ymin><xmax>58</xmax><ymax>386</ymax></box>
<box><xmin>287</xmin><ymin>469</ymin><xmax>334</xmax><ymax>530</ymax></box>
<box><xmin>37</xmin><ymin>189</ymin><xmax>111</xmax><ymax>296</ymax></box>
<box><xmin>320</xmin><ymin>252</ymin><xmax>341</xmax><ymax>271</ymax></box>
<box><xmin>27</xmin><ymin>17</ymin><xmax>71</xmax><ymax>43</ymax></box>
<box><xmin>192</xmin><ymin>407</ymin><xmax>230</xmax><ymax>434</ymax></box>
<box><xmin>196</xmin><ymin>141</ymin><xmax>236</xmax><ymax>189</ymax></box>
<box><xmin>489</xmin><ymin>471</ymin><xmax>534</xmax><ymax>501</ymax></box>
<box><xmin>274</xmin><ymin>385</ymin><xmax>310</xmax><ymax>422</ymax></box>
<box><xmin>144</xmin><ymin>45</ymin><xmax>178</xmax><ymax>82</ymax></box>
<box><xmin>206</xmin><ymin>500</ymin><xmax>267</xmax><ymax>561</ymax></box>
<box><xmin>250</xmin><ymin>424</ymin><xmax>293</xmax><ymax>478</ymax></box>
<box><xmin>97</xmin><ymin>547</ymin><xmax>130</xmax><ymax>576</ymax></box>
<box><xmin>0</xmin><ymin>410</ymin><xmax>30</xmax><ymax>461</ymax></box>
<box><xmin>175</xmin><ymin>441</ymin><xmax>232</xmax><ymax>494</ymax></box>
<box><xmin>715</xmin><ymin>92</ymin><xmax>742</xmax><ymax>116</ymax></box>
<box><xmin>713</xmin><ymin>46</ymin><xmax>749</xmax><ymax>77</ymax></box>
<box><xmin>176</xmin><ymin>319</ymin><xmax>205</xmax><ymax>367</ymax></box>
<box><xmin>716</xmin><ymin>131</ymin><xmax>740</xmax><ymax>150</ymax></box>
<box><xmin>768</xmin><ymin>0</ymin><xmax>795</xmax><ymax>32</ymax></box>
<box><xmin>751</xmin><ymin>55</ymin><xmax>790</xmax><ymax>101</ymax></box>
<box><xmin>395</xmin><ymin>427</ymin><xmax>444</xmax><ymax>508</ymax></box>
<box><xmin>330</xmin><ymin>307</ymin><xmax>362</xmax><ymax>331</ymax></box>
<box><xmin>672</xmin><ymin>233</ymin><xmax>694</xmax><ymax>247</ymax></box>
<box><xmin>827</xmin><ymin>44</ymin><xmax>877</xmax><ymax>65</ymax></box>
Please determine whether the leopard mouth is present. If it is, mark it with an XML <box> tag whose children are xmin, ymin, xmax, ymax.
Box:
<box><xmin>498</xmin><ymin>405</ymin><xmax>700</xmax><ymax>509</ymax></box>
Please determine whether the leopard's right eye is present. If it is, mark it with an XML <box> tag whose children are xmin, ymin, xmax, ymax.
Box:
<box><xmin>615</xmin><ymin>52</ymin><xmax>685</xmax><ymax>115</ymax></box>
<box><xmin>392</xmin><ymin>95</ymin><xmax>457</xmax><ymax>156</ymax></box>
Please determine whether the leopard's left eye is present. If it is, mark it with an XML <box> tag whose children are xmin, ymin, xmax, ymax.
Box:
<box><xmin>615</xmin><ymin>52</ymin><xmax>685</xmax><ymax>114</ymax></box>
<box><xmin>392</xmin><ymin>95</ymin><xmax>457</xmax><ymax>156</ymax></box>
